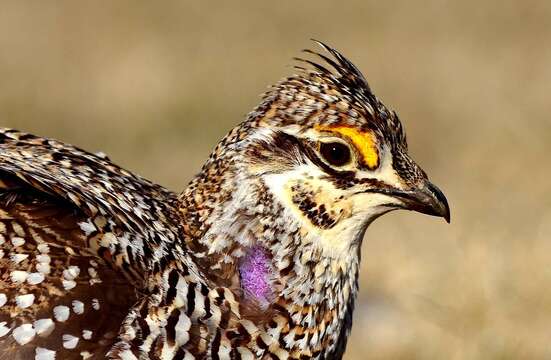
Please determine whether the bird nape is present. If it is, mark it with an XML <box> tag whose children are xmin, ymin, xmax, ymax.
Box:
<box><xmin>0</xmin><ymin>41</ymin><xmax>449</xmax><ymax>360</ymax></box>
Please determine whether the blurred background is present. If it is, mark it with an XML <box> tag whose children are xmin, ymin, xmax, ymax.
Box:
<box><xmin>1</xmin><ymin>1</ymin><xmax>550</xmax><ymax>359</ymax></box>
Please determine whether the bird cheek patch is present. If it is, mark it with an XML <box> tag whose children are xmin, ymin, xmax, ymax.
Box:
<box><xmin>315</xmin><ymin>125</ymin><xmax>379</xmax><ymax>170</ymax></box>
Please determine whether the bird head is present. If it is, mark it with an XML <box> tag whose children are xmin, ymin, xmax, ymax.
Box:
<box><xmin>232</xmin><ymin>41</ymin><xmax>450</xmax><ymax>258</ymax></box>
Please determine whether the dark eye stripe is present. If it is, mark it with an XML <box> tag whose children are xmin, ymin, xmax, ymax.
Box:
<box><xmin>251</xmin><ymin>131</ymin><xmax>358</xmax><ymax>181</ymax></box>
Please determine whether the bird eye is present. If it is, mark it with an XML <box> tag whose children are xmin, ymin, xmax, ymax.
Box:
<box><xmin>319</xmin><ymin>142</ymin><xmax>352</xmax><ymax>167</ymax></box>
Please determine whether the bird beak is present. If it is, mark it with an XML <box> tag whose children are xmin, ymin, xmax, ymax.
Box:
<box><xmin>400</xmin><ymin>181</ymin><xmax>450</xmax><ymax>223</ymax></box>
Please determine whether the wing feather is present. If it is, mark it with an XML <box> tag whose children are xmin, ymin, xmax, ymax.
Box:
<box><xmin>0</xmin><ymin>128</ymin><xmax>182</xmax><ymax>358</ymax></box>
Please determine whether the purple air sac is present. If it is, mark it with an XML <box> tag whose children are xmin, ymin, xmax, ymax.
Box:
<box><xmin>239</xmin><ymin>246</ymin><xmax>273</xmax><ymax>304</ymax></box>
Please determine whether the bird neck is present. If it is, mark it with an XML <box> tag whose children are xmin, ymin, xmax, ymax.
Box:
<box><xmin>177</xmin><ymin>153</ymin><xmax>361</xmax><ymax>354</ymax></box>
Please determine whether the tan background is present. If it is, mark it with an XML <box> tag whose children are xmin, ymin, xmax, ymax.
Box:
<box><xmin>1</xmin><ymin>1</ymin><xmax>550</xmax><ymax>359</ymax></box>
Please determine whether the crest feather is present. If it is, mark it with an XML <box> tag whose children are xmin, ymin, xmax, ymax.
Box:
<box><xmin>294</xmin><ymin>40</ymin><xmax>373</xmax><ymax>101</ymax></box>
<box><xmin>293</xmin><ymin>40</ymin><xmax>407</xmax><ymax>150</ymax></box>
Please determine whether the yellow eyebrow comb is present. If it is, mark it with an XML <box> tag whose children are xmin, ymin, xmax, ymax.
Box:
<box><xmin>315</xmin><ymin>125</ymin><xmax>379</xmax><ymax>169</ymax></box>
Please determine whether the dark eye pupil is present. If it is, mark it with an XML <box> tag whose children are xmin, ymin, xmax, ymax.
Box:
<box><xmin>320</xmin><ymin>142</ymin><xmax>351</xmax><ymax>166</ymax></box>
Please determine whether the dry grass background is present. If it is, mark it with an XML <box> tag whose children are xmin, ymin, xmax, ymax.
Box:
<box><xmin>1</xmin><ymin>1</ymin><xmax>550</xmax><ymax>359</ymax></box>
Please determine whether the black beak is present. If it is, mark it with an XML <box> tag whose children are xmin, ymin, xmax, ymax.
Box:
<box><xmin>396</xmin><ymin>181</ymin><xmax>451</xmax><ymax>223</ymax></box>
<box><xmin>411</xmin><ymin>182</ymin><xmax>450</xmax><ymax>223</ymax></box>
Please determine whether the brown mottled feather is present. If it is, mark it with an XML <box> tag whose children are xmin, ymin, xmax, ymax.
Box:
<box><xmin>0</xmin><ymin>182</ymin><xmax>136</xmax><ymax>358</ymax></box>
